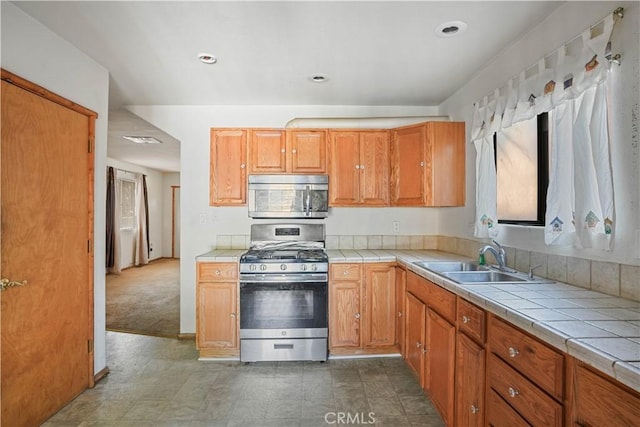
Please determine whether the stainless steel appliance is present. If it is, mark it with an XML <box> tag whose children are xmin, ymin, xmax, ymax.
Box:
<box><xmin>247</xmin><ymin>174</ymin><xmax>329</xmax><ymax>219</ymax></box>
<box><xmin>239</xmin><ymin>223</ymin><xmax>328</xmax><ymax>362</ymax></box>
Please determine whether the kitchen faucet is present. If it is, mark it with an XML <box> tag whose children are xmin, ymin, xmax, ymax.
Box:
<box><xmin>479</xmin><ymin>240</ymin><xmax>509</xmax><ymax>271</ymax></box>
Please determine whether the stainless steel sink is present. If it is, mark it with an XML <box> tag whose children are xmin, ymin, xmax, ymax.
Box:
<box><xmin>442</xmin><ymin>271</ymin><xmax>527</xmax><ymax>284</ymax></box>
<box><xmin>412</xmin><ymin>261</ymin><xmax>488</xmax><ymax>273</ymax></box>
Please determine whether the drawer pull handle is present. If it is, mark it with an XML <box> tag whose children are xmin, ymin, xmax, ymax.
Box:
<box><xmin>462</xmin><ymin>315</ymin><xmax>470</xmax><ymax>324</ymax></box>
<box><xmin>508</xmin><ymin>387</ymin><xmax>519</xmax><ymax>398</ymax></box>
<box><xmin>470</xmin><ymin>404</ymin><xmax>480</xmax><ymax>414</ymax></box>
<box><xmin>354</xmin><ymin>313</ymin><xmax>361</xmax><ymax>319</ymax></box>
<box><xmin>508</xmin><ymin>347</ymin><xmax>519</xmax><ymax>358</ymax></box>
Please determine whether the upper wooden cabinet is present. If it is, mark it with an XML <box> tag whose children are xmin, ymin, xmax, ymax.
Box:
<box><xmin>210</xmin><ymin>129</ymin><xmax>247</xmax><ymax>206</ymax></box>
<box><xmin>249</xmin><ymin>129</ymin><xmax>327</xmax><ymax>174</ymax></box>
<box><xmin>328</xmin><ymin>130</ymin><xmax>390</xmax><ymax>206</ymax></box>
<box><xmin>391</xmin><ymin>121</ymin><xmax>465</xmax><ymax>207</ymax></box>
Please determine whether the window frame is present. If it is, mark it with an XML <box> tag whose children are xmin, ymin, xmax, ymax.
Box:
<box><xmin>118</xmin><ymin>176</ymin><xmax>137</xmax><ymax>231</ymax></box>
<box><xmin>493</xmin><ymin>112</ymin><xmax>549</xmax><ymax>226</ymax></box>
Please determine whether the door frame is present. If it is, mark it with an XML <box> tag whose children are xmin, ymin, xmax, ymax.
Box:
<box><xmin>1</xmin><ymin>68</ymin><xmax>97</xmax><ymax>386</ymax></box>
<box><xmin>171</xmin><ymin>185</ymin><xmax>180</xmax><ymax>258</ymax></box>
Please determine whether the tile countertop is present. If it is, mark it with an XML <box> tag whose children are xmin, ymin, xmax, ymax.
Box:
<box><xmin>197</xmin><ymin>249</ymin><xmax>640</xmax><ymax>392</ymax></box>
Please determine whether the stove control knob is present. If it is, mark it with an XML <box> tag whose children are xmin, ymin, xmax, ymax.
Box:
<box><xmin>301</xmin><ymin>264</ymin><xmax>308</xmax><ymax>271</ymax></box>
<box><xmin>250</xmin><ymin>264</ymin><xmax>257</xmax><ymax>271</ymax></box>
<box><xmin>260</xmin><ymin>264</ymin><xmax>267</xmax><ymax>271</ymax></box>
<box><xmin>280</xmin><ymin>264</ymin><xmax>287</xmax><ymax>271</ymax></box>
<box><xmin>311</xmin><ymin>264</ymin><xmax>317</xmax><ymax>271</ymax></box>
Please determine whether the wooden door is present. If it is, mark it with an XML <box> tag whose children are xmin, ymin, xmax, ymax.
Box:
<box><xmin>328</xmin><ymin>131</ymin><xmax>360</xmax><ymax>205</ymax></box>
<box><xmin>210</xmin><ymin>129</ymin><xmax>247</xmax><ymax>205</ymax></box>
<box><xmin>359</xmin><ymin>131</ymin><xmax>390</xmax><ymax>206</ymax></box>
<box><xmin>1</xmin><ymin>75</ymin><xmax>94</xmax><ymax>426</ymax></box>
<box><xmin>391</xmin><ymin>125</ymin><xmax>426</xmax><ymax>206</ymax></box>
<box><xmin>426</xmin><ymin>309</ymin><xmax>456</xmax><ymax>426</ymax></box>
<box><xmin>197</xmin><ymin>282</ymin><xmax>238</xmax><ymax>349</ymax></box>
<box><xmin>362</xmin><ymin>263</ymin><xmax>396</xmax><ymax>348</ymax></box>
<box><xmin>328</xmin><ymin>280</ymin><xmax>361</xmax><ymax>348</ymax></box>
<box><xmin>455</xmin><ymin>333</ymin><xmax>485</xmax><ymax>427</ymax></box>
<box><xmin>395</xmin><ymin>267</ymin><xmax>406</xmax><ymax>358</ymax></box>
<box><xmin>405</xmin><ymin>292</ymin><xmax>425</xmax><ymax>379</ymax></box>
<box><xmin>249</xmin><ymin>129</ymin><xmax>286</xmax><ymax>173</ymax></box>
<box><xmin>288</xmin><ymin>130</ymin><xmax>327</xmax><ymax>173</ymax></box>
<box><xmin>426</xmin><ymin>122</ymin><xmax>465</xmax><ymax>206</ymax></box>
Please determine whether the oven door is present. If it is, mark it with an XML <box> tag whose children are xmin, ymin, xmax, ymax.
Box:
<box><xmin>239</xmin><ymin>278</ymin><xmax>327</xmax><ymax>339</ymax></box>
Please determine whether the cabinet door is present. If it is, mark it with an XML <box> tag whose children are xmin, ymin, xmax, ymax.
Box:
<box><xmin>328</xmin><ymin>131</ymin><xmax>360</xmax><ymax>205</ymax></box>
<box><xmin>359</xmin><ymin>131</ymin><xmax>390</xmax><ymax>206</ymax></box>
<box><xmin>248</xmin><ymin>129</ymin><xmax>286</xmax><ymax>173</ymax></box>
<box><xmin>288</xmin><ymin>130</ymin><xmax>327</xmax><ymax>173</ymax></box>
<box><xmin>210</xmin><ymin>129</ymin><xmax>247</xmax><ymax>206</ymax></box>
<box><xmin>455</xmin><ymin>333</ymin><xmax>485</xmax><ymax>427</ymax></box>
<box><xmin>426</xmin><ymin>308</ymin><xmax>456</xmax><ymax>426</ymax></box>
<box><xmin>405</xmin><ymin>292</ymin><xmax>426</xmax><ymax>379</ymax></box>
<box><xmin>426</xmin><ymin>122</ymin><xmax>465</xmax><ymax>206</ymax></box>
<box><xmin>329</xmin><ymin>280</ymin><xmax>361</xmax><ymax>349</ymax></box>
<box><xmin>573</xmin><ymin>363</ymin><xmax>640</xmax><ymax>426</ymax></box>
<box><xmin>362</xmin><ymin>263</ymin><xmax>396</xmax><ymax>348</ymax></box>
<box><xmin>395</xmin><ymin>267</ymin><xmax>407</xmax><ymax>358</ymax></box>
<box><xmin>197</xmin><ymin>282</ymin><xmax>238</xmax><ymax>349</ymax></box>
<box><xmin>391</xmin><ymin>125</ymin><xmax>426</xmax><ymax>206</ymax></box>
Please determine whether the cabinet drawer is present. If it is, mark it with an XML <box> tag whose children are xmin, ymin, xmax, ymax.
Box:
<box><xmin>489</xmin><ymin>316</ymin><xmax>564</xmax><ymax>400</ymax></box>
<box><xmin>488</xmin><ymin>354</ymin><xmax>563</xmax><ymax>427</ymax></box>
<box><xmin>426</xmin><ymin>280</ymin><xmax>456</xmax><ymax>323</ymax></box>
<box><xmin>486</xmin><ymin>388</ymin><xmax>531</xmax><ymax>427</ymax></box>
<box><xmin>406</xmin><ymin>271</ymin><xmax>428</xmax><ymax>303</ymax></box>
<box><xmin>330</xmin><ymin>263</ymin><xmax>361</xmax><ymax>281</ymax></box>
<box><xmin>198</xmin><ymin>262</ymin><xmax>238</xmax><ymax>281</ymax></box>
<box><xmin>458</xmin><ymin>298</ymin><xmax>486</xmax><ymax>343</ymax></box>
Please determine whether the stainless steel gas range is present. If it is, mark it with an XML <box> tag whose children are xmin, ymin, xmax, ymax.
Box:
<box><xmin>239</xmin><ymin>223</ymin><xmax>328</xmax><ymax>362</ymax></box>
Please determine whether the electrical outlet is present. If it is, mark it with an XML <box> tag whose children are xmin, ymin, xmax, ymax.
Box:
<box><xmin>393</xmin><ymin>221</ymin><xmax>400</xmax><ymax>234</ymax></box>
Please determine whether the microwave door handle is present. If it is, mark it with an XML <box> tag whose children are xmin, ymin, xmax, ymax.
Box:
<box><xmin>305</xmin><ymin>185</ymin><xmax>311</xmax><ymax>217</ymax></box>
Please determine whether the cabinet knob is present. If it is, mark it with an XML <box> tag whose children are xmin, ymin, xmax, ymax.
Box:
<box><xmin>343</xmin><ymin>270</ymin><xmax>349</xmax><ymax>275</ymax></box>
<box><xmin>422</xmin><ymin>348</ymin><xmax>428</xmax><ymax>354</ymax></box>
<box><xmin>292</xmin><ymin>149</ymin><xmax>297</xmax><ymax>154</ymax></box>
<box><xmin>508</xmin><ymin>347</ymin><xmax>519</xmax><ymax>358</ymax></box>
<box><xmin>420</xmin><ymin>161</ymin><xmax>425</xmax><ymax>167</ymax></box>
<box><xmin>230</xmin><ymin>313</ymin><xmax>236</xmax><ymax>318</ymax></box>
<box><xmin>215</xmin><ymin>270</ymin><xmax>221</xmax><ymax>276</ymax></box>
<box><xmin>470</xmin><ymin>404</ymin><xmax>480</xmax><ymax>414</ymax></box>
<box><xmin>355</xmin><ymin>165</ymin><xmax>360</xmax><ymax>169</ymax></box>
<box><xmin>354</xmin><ymin>313</ymin><xmax>361</xmax><ymax>319</ymax></box>
<box><xmin>416</xmin><ymin>342</ymin><xmax>422</xmax><ymax>348</ymax></box>
<box><xmin>281</xmin><ymin>148</ymin><xmax>286</xmax><ymax>153</ymax></box>
<box><xmin>398</xmin><ymin>311</ymin><xmax>402</xmax><ymax>318</ymax></box>
<box><xmin>240</xmin><ymin>163</ymin><xmax>246</xmax><ymax>169</ymax></box>
<box><xmin>360</xmin><ymin>164</ymin><xmax>365</xmax><ymax>169</ymax></box>
<box><xmin>508</xmin><ymin>387</ymin><xmax>519</xmax><ymax>398</ymax></box>
<box><xmin>462</xmin><ymin>315</ymin><xmax>470</xmax><ymax>324</ymax></box>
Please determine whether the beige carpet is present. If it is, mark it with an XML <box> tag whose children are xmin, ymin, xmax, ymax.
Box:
<box><xmin>106</xmin><ymin>258</ymin><xmax>180</xmax><ymax>338</ymax></box>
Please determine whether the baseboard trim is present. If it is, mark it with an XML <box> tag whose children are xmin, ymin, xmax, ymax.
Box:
<box><xmin>178</xmin><ymin>333</ymin><xmax>196</xmax><ymax>340</ymax></box>
<box><xmin>93</xmin><ymin>366</ymin><xmax>110</xmax><ymax>385</ymax></box>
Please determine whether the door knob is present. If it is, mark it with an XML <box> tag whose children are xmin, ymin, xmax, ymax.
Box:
<box><xmin>1</xmin><ymin>278</ymin><xmax>27</xmax><ymax>291</ymax></box>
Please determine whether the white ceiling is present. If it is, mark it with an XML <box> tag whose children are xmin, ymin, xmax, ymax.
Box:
<box><xmin>14</xmin><ymin>1</ymin><xmax>564</xmax><ymax>172</ymax></box>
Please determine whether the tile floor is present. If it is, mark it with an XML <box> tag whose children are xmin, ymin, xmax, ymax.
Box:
<box><xmin>43</xmin><ymin>332</ymin><xmax>444</xmax><ymax>426</ymax></box>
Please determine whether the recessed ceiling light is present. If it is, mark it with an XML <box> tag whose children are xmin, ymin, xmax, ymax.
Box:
<box><xmin>123</xmin><ymin>136</ymin><xmax>163</xmax><ymax>144</ymax></box>
<box><xmin>435</xmin><ymin>21</ymin><xmax>467</xmax><ymax>38</ymax></box>
<box><xmin>309</xmin><ymin>74</ymin><xmax>329</xmax><ymax>83</ymax></box>
<box><xmin>197</xmin><ymin>53</ymin><xmax>217</xmax><ymax>64</ymax></box>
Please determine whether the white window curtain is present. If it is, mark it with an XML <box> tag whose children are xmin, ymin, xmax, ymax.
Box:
<box><xmin>472</xmin><ymin>13</ymin><xmax>617</xmax><ymax>250</ymax></box>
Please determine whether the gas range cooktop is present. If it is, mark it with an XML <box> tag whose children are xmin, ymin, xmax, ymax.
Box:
<box><xmin>240</xmin><ymin>248</ymin><xmax>328</xmax><ymax>263</ymax></box>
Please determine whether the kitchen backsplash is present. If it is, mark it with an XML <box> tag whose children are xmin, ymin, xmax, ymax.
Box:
<box><xmin>214</xmin><ymin>234</ymin><xmax>639</xmax><ymax>302</ymax></box>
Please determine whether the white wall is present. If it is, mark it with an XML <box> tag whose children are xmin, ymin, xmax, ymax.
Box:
<box><xmin>106</xmin><ymin>158</ymin><xmax>165</xmax><ymax>266</ymax></box>
<box><xmin>1</xmin><ymin>2</ymin><xmax>110</xmax><ymax>374</ymax></box>
<box><xmin>439</xmin><ymin>1</ymin><xmax>640</xmax><ymax>266</ymax></box>
<box><xmin>127</xmin><ymin>105</ymin><xmax>441</xmax><ymax>333</ymax></box>
<box><xmin>162</xmin><ymin>172</ymin><xmax>181</xmax><ymax>258</ymax></box>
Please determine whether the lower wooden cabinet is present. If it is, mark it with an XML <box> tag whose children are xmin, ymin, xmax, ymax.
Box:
<box><xmin>395</xmin><ymin>266</ymin><xmax>407</xmax><ymax>358</ymax></box>
<box><xmin>426</xmin><ymin>308</ymin><xmax>455</xmax><ymax>426</ymax></box>
<box><xmin>196</xmin><ymin>262</ymin><xmax>239</xmax><ymax>357</ymax></box>
<box><xmin>329</xmin><ymin>263</ymin><xmax>397</xmax><ymax>355</ymax></box>
<box><xmin>405</xmin><ymin>291</ymin><xmax>426</xmax><ymax>378</ymax></box>
<box><xmin>486</xmin><ymin>388</ymin><xmax>530</xmax><ymax>427</ymax></box>
<box><xmin>455</xmin><ymin>332</ymin><xmax>485</xmax><ymax>427</ymax></box>
<box><xmin>570</xmin><ymin>359</ymin><xmax>640</xmax><ymax>426</ymax></box>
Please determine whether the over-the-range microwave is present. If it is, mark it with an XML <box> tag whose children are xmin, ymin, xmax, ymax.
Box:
<box><xmin>247</xmin><ymin>174</ymin><xmax>329</xmax><ymax>219</ymax></box>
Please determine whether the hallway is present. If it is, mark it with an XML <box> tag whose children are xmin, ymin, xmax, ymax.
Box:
<box><xmin>42</xmin><ymin>332</ymin><xmax>444</xmax><ymax>426</ymax></box>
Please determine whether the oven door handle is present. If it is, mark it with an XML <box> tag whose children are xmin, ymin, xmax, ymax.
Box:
<box><xmin>240</xmin><ymin>273</ymin><xmax>328</xmax><ymax>284</ymax></box>
<box><xmin>304</xmin><ymin>185</ymin><xmax>311</xmax><ymax>217</ymax></box>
